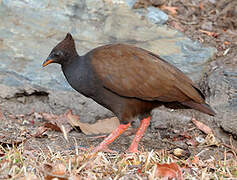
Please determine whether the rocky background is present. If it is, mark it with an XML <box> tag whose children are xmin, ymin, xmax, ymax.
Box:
<box><xmin>0</xmin><ymin>0</ymin><xmax>236</xmax><ymax>150</ymax></box>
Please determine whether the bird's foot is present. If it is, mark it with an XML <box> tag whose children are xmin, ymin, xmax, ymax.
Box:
<box><xmin>126</xmin><ymin>116</ymin><xmax>151</xmax><ymax>154</ymax></box>
<box><xmin>79</xmin><ymin>123</ymin><xmax>131</xmax><ymax>153</ymax></box>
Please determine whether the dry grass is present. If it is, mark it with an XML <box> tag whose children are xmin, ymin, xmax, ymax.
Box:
<box><xmin>0</xmin><ymin>144</ymin><xmax>237</xmax><ymax>180</ymax></box>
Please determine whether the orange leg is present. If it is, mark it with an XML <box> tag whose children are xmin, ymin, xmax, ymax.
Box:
<box><xmin>128</xmin><ymin>116</ymin><xmax>151</xmax><ymax>153</ymax></box>
<box><xmin>93</xmin><ymin>123</ymin><xmax>131</xmax><ymax>152</ymax></box>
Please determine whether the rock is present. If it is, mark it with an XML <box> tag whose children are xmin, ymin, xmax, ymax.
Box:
<box><xmin>125</xmin><ymin>1</ymin><xmax>168</xmax><ymax>25</ymax></box>
<box><xmin>125</xmin><ymin>0</ymin><xmax>137</xmax><ymax>8</ymax></box>
<box><xmin>0</xmin><ymin>0</ymin><xmax>216</xmax><ymax>124</ymax></box>
<box><xmin>205</xmin><ymin>56</ymin><xmax>237</xmax><ymax>136</ymax></box>
<box><xmin>146</xmin><ymin>6</ymin><xmax>168</xmax><ymax>24</ymax></box>
<box><xmin>0</xmin><ymin>72</ymin><xmax>113</xmax><ymax>123</ymax></box>
<box><xmin>151</xmin><ymin>108</ymin><xmax>191</xmax><ymax>129</ymax></box>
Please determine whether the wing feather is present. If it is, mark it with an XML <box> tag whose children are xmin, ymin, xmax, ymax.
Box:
<box><xmin>90</xmin><ymin>44</ymin><xmax>204</xmax><ymax>103</ymax></box>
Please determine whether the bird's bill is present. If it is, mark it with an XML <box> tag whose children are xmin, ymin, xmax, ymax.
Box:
<box><xmin>42</xmin><ymin>59</ymin><xmax>54</xmax><ymax>67</ymax></box>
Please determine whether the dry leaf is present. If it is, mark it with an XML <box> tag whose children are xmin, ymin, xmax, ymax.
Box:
<box><xmin>32</xmin><ymin>126</ymin><xmax>48</xmax><ymax>138</ymax></box>
<box><xmin>41</xmin><ymin>111</ymin><xmax>74</xmax><ymax>142</ymax></box>
<box><xmin>42</xmin><ymin>110</ymin><xmax>120</xmax><ymax>136</ymax></box>
<box><xmin>205</xmin><ymin>133</ymin><xmax>220</xmax><ymax>146</ymax></box>
<box><xmin>169</xmin><ymin>21</ymin><xmax>185</xmax><ymax>32</ymax></box>
<box><xmin>173</xmin><ymin>148</ymin><xmax>185</xmax><ymax>157</ymax></box>
<box><xmin>199</xmin><ymin>2</ymin><xmax>204</xmax><ymax>10</ymax></box>
<box><xmin>173</xmin><ymin>148</ymin><xmax>190</xmax><ymax>159</ymax></box>
<box><xmin>66</xmin><ymin>110</ymin><xmax>119</xmax><ymax>135</ymax></box>
<box><xmin>0</xmin><ymin>110</ymin><xmax>4</xmax><ymax>120</ymax></box>
<box><xmin>41</xmin><ymin>112</ymin><xmax>73</xmax><ymax>134</ymax></box>
<box><xmin>17</xmin><ymin>173</ymin><xmax>38</xmax><ymax>180</ymax></box>
<box><xmin>160</xmin><ymin>5</ymin><xmax>178</xmax><ymax>15</ymax></box>
<box><xmin>44</xmin><ymin>163</ymin><xmax>67</xmax><ymax>180</ymax></box>
<box><xmin>64</xmin><ymin>110</ymin><xmax>80</xmax><ymax>126</ymax></box>
<box><xmin>179</xmin><ymin>132</ymin><xmax>192</xmax><ymax>139</ymax></box>
<box><xmin>224</xmin><ymin>41</ymin><xmax>230</xmax><ymax>45</ymax></box>
<box><xmin>156</xmin><ymin>162</ymin><xmax>183</xmax><ymax>180</ymax></box>
<box><xmin>188</xmin><ymin>156</ymin><xmax>199</xmax><ymax>165</ymax></box>
<box><xmin>0</xmin><ymin>149</ymin><xmax>5</xmax><ymax>157</ymax></box>
<box><xmin>186</xmin><ymin>139</ymin><xmax>198</xmax><ymax>147</ymax></box>
<box><xmin>51</xmin><ymin>163</ymin><xmax>66</xmax><ymax>176</ymax></box>
<box><xmin>192</xmin><ymin>118</ymin><xmax>213</xmax><ymax>134</ymax></box>
<box><xmin>70</xmin><ymin>175</ymin><xmax>81</xmax><ymax>180</ymax></box>
<box><xmin>44</xmin><ymin>122</ymin><xmax>61</xmax><ymax>132</ymax></box>
<box><xmin>199</xmin><ymin>29</ymin><xmax>218</xmax><ymax>37</ymax></box>
<box><xmin>41</xmin><ymin>112</ymin><xmax>58</xmax><ymax>120</ymax></box>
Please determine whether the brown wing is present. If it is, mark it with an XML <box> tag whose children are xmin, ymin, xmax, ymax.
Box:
<box><xmin>90</xmin><ymin>44</ymin><xmax>204</xmax><ymax>103</ymax></box>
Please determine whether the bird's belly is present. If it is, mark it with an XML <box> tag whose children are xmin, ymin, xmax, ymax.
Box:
<box><xmin>67</xmin><ymin>76</ymin><xmax>161</xmax><ymax>124</ymax></box>
<box><xmin>87</xmin><ymin>88</ymin><xmax>161</xmax><ymax>124</ymax></box>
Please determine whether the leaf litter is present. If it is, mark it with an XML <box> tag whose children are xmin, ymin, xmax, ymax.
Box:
<box><xmin>0</xmin><ymin>107</ymin><xmax>237</xmax><ymax>179</ymax></box>
<box><xmin>0</xmin><ymin>144</ymin><xmax>237</xmax><ymax>179</ymax></box>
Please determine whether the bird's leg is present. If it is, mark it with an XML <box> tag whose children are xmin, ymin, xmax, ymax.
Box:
<box><xmin>128</xmin><ymin>116</ymin><xmax>151</xmax><ymax>153</ymax></box>
<box><xmin>92</xmin><ymin>123</ymin><xmax>131</xmax><ymax>152</ymax></box>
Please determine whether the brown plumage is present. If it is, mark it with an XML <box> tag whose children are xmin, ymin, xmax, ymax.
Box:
<box><xmin>43</xmin><ymin>33</ymin><xmax>215</xmax><ymax>153</ymax></box>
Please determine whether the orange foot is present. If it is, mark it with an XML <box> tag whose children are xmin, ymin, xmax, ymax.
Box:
<box><xmin>127</xmin><ymin>116</ymin><xmax>151</xmax><ymax>153</ymax></box>
<box><xmin>79</xmin><ymin>123</ymin><xmax>131</xmax><ymax>153</ymax></box>
<box><xmin>78</xmin><ymin>116</ymin><xmax>150</xmax><ymax>154</ymax></box>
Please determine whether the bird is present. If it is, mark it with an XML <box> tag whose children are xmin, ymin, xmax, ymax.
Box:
<box><xmin>42</xmin><ymin>33</ymin><xmax>215</xmax><ymax>153</ymax></box>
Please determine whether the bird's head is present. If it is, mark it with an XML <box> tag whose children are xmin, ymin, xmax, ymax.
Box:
<box><xmin>42</xmin><ymin>33</ymin><xmax>78</xmax><ymax>67</ymax></box>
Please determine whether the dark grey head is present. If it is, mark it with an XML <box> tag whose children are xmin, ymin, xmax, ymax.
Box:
<box><xmin>43</xmin><ymin>33</ymin><xmax>78</xmax><ymax>67</ymax></box>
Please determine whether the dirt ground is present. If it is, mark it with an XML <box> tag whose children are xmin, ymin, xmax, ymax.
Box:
<box><xmin>0</xmin><ymin>0</ymin><xmax>237</xmax><ymax>174</ymax></box>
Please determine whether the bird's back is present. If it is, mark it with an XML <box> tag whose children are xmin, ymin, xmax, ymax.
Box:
<box><xmin>89</xmin><ymin>43</ymin><xmax>215</xmax><ymax>116</ymax></box>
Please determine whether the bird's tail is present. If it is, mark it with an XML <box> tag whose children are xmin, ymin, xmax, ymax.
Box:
<box><xmin>181</xmin><ymin>101</ymin><xmax>216</xmax><ymax>116</ymax></box>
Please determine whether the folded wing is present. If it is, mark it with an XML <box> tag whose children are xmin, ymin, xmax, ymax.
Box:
<box><xmin>91</xmin><ymin>44</ymin><xmax>204</xmax><ymax>104</ymax></box>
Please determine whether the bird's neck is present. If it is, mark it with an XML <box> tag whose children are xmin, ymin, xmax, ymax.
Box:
<box><xmin>61</xmin><ymin>55</ymin><xmax>79</xmax><ymax>75</ymax></box>
<box><xmin>62</xmin><ymin>55</ymin><xmax>80</xmax><ymax>67</ymax></box>
<box><xmin>61</xmin><ymin>55</ymin><xmax>96</xmax><ymax>97</ymax></box>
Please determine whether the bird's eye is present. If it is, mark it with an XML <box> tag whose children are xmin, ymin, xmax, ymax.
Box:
<box><xmin>54</xmin><ymin>51</ymin><xmax>63</xmax><ymax>58</ymax></box>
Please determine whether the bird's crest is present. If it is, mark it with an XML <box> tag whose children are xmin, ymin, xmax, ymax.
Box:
<box><xmin>53</xmin><ymin>33</ymin><xmax>77</xmax><ymax>57</ymax></box>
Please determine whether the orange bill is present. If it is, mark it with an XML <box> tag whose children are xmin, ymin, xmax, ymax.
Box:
<box><xmin>42</xmin><ymin>59</ymin><xmax>54</xmax><ymax>67</ymax></box>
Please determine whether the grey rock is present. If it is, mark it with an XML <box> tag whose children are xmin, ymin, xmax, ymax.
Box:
<box><xmin>125</xmin><ymin>0</ymin><xmax>137</xmax><ymax>8</ymax></box>
<box><xmin>151</xmin><ymin>108</ymin><xmax>191</xmax><ymax>129</ymax></box>
<box><xmin>2</xmin><ymin>0</ymin><xmax>49</xmax><ymax>9</ymax></box>
<box><xmin>146</xmin><ymin>6</ymin><xmax>168</xmax><ymax>24</ymax></box>
<box><xmin>206</xmin><ymin>65</ymin><xmax>237</xmax><ymax>136</ymax></box>
<box><xmin>0</xmin><ymin>72</ymin><xmax>113</xmax><ymax>123</ymax></box>
<box><xmin>0</xmin><ymin>0</ymin><xmax>216</xmax><ymax>125</ymax></box>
